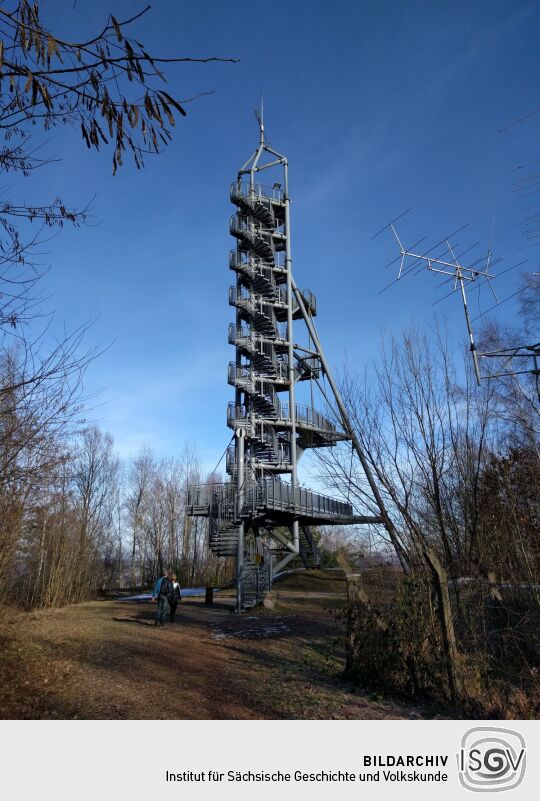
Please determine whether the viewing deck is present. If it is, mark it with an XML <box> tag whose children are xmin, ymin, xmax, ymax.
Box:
<box><xmin>186</xmin><ymin>479</ymin><xmax>381</xmax><ymax>526</ymax></box>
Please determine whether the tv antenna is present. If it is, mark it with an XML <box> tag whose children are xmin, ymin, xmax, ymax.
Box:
<box><xmin>376</xmin><ymin>213</ymin><xmax>539</xmax><ymax>399</ymax></box>
<box><xmin>383</xmin><ymin>217</ymin><xmax>499</xmax><ymax>384</ymax></box>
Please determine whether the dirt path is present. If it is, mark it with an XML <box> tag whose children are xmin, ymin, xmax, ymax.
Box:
<box><xmin>0</xmin><ymin>571</ymin><xmax>436</xmax><ymax>719</ymax></box>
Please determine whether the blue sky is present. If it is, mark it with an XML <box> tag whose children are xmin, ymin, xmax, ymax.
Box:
<box><xmin>18</xmin><ymin>0</ymin><xmax>540</xmax><ymax>470</ymax></box>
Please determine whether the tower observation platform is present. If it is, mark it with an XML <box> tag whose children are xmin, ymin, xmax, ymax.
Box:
<box><xmin>186</xmin><ymin>116</ymin><xmax>381</xmax><ymax>611</ymax></box>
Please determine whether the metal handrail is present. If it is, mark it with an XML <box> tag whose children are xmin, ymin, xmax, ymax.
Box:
<box><xmin>230</xmin><ymin>286</ymin><xmax>314</xmax><ymax>316</ymax></box>
<box><xmin>230</xmin><ymin>214</ymin><xmax>270</xmax><ymax>235</ymax></box>
<box><xmin>187</xmin><ymin>478</ymin><xmax>353</xmax><ymax>519</ymax></box>
<box><xmin>228</xmin><ymin>391</ymin><xmax>283</xmax><ymax>421</ymax></box>
<box><xmin>227</xmin><ymin>365</ymin><xmax>282</xmax><ymax>408</ymax></box>
<box><xmin>281</xmin><ymin>402</ymin><xmax>336</xmax><ymax>433</ymax></box>
<box><xmin>297</xmin><ymin>287</ymin><xmax>317</xmax><ymax>313</ymax></box>
<box><xmin>276</xmin><ymin>286</ymin><xmax>288</xmax><ymax>305</ymax></box>
<box><xmin>230</xmin><ymin>214</ymin><xmax>284</xmax><ymax>240</ymax></box>
<box><xmin>237</xmin><ymin>284</ymin><xmax>315</xmax><ymax>313</ymax></box>
<box><xmin>227</xmin><ymin>400</ymin><xmax>336</xmax><ymax>434</ymax></box>
<box><xmin>255</xmin><ymin>478</ymin><xmax>352</xmax><ymax>517</ymax></box>
<box><xmin>228</xmin><ymin>360</ymin><xmax>289</xmax><ymax>383</ymax></box>
<box><xmin>227</xmin><ymin>402</ymin><xmax>244</xmax><ymax>426</ymax></box>
<box><xmin>228</xmin><ymin>362</ymin><xmax>249</xmax><ymax>384</ymax></box>
<box><xmin>228</xmin><ymin>323</ymin><xmax>288</xmax><ymax>345</ymax></box>
<box><xmin>231</xmin><ymin>180</ymin><xmax>285</xmax><ymax>203</ymax></box>
<box><xmin>229</xmin><ymin>249</ymin><xmax>286</xmax><ymax>270</ymax></box>
<box><xmin>229</xmin><ymin>252</ymin><xmax>275</xmax><ymax>280</ymax></box>
<box><xmin>186</xmin><ymin>481</ymin><xmax>235</xmax><ymax>508</ymax></box>
<box><xmin>229</xmin><ymin>286</ymin><xmax>277</xmax><ymax>306</ymax></box>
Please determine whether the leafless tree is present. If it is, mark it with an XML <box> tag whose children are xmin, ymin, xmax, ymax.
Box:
<box><xmin>319</xmin><ymin>320</ymin><xmax>539</xmax><ymax>709</ymax></box>
<box><xmin>0</xmin><ymin>4</ymin><xmax>235</xmax><ymax>607</ymax></box>
<box><xmin>125</xmin><ymin>446</ymin><xmax>154</xmax><ymax>586</ymax></box>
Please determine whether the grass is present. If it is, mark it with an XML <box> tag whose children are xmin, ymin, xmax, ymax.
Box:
<box><xmin>0</xmin><ymin>569</ymin><xmax>441</xmax><ymax>720</ymax></box>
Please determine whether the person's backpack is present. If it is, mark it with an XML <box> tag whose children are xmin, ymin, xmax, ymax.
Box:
<box><xmin>159</xmin><ymin>577</ymin><xmax>174</xmax><ymax>601</ymax></box>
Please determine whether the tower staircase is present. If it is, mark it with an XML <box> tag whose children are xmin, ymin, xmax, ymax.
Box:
<box><xmin>299</xmin><ymin>526</ymin><xmax>321</xmax><ymax>569</ymax></box>
<box><xmin>186</xmin><ymin>124</ymin><xmax>380</xmax><ymax>612</ymax></box>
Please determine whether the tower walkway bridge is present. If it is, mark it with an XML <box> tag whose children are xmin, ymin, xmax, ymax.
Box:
<box><xmin>186</xmin><ymin>477</ymin><xmax>380</xmax><ymax>528</ymax></box>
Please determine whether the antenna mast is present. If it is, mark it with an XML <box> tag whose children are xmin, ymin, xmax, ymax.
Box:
<box><xmin>379</xmin><ymin>217</ymin><xmax>540</xmax><ymax>396</ymax></box>
<box><xmin>387</xmin><ymin>221</ymin><xmax>500</xmax><ymax>385</ymax></box>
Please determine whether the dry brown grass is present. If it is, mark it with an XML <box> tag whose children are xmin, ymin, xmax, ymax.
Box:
<box><xmin>0</xmin><ymin>570</ymin><xmax>434</xmax><ymax>720</ymax></box>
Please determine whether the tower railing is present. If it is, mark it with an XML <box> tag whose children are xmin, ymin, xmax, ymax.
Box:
<box><xmin>229</xmin><ymin>252</ymin><xmax>275</xmax><ymax>280</ymax></box>
<box><xmin>186</xmin><ymin>479</ymin><xmax>354</xmax><ymax>519</ymax></box>
<box><xmin>229</xmin><ymin>285</ymin><xmax>316</xmax><ymax>317</ymax></box>
<box><xmin>228</xmin><ymin>361</ymin><xmax>289</xmax><ymax>385</ymax></box>
<box><xmin>231</xmin><ymin>180</ymin><xmax>285</xmax><ymax>203</ymax></box>
<box><xmin>280</xmin><ymin>402</ymin><xmax>336</xmax><ymax>433</ymax></box>
<box><xmin>229</xmin><ymin>286</ymin><xmax>277</xmax><ymax>306</ymax></box>
<box><xmin>230</xmin><ymin>214</ymin><xmax>286</xmax><ymax>238</ymax></box>
<box><xmin>229</xmin><ymin>250</ymin><xmax>286</xmax><ymax>270</ymax></box>
<box><xmin>228</xmin><ymin>323</ymin><xmax>289</xmax><ymax>348</ymax></box>
<box><xmin>227</xmin><ymin>400</ymin><xmax>337</xmax><ymax>434</ymax></box>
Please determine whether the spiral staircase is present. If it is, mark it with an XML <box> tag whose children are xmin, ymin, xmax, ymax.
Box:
<box><xmin>227</xmin><ymin>182</ymin><xmax>342</xmax><ymax>479</ymax></box>
<box><xmin>186</xmin><ymin>127</ymin><xmax>378</xmax><ymax>612</ymax></box>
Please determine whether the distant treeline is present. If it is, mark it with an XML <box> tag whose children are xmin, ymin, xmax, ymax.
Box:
<box><xmin>0</xmin><ymin>410</ymin><xmax>233</xmax><ymax>609</ymax></box>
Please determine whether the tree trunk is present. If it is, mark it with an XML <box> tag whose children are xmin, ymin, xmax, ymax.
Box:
<box><xmin>424</xmin><ymin>547</ymin><xmax>461</xmax><ymax>702</ymax></box>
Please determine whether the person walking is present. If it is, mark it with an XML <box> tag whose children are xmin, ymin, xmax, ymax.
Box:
<box><xmin>169</xmin><ymin>574</ymin><xmax>181</xmax><ymax>623</ymax></box>
<box><xmin>152</xmin><ymin>570</ymin><xmax>173</xmax><ymax>627</ymax></box>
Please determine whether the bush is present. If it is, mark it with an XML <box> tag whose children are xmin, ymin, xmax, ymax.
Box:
<box><xmin>343</xmin><ymin>570</ymin><xmax>540</xmax><ymax>717</ymax></box>
<box><xmin>344</xmin><ymin>573</ymin><xmax>450</xmax><ymax>698</ymax></box>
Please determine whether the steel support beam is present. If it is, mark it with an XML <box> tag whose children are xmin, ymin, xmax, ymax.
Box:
<box><xmin>291</xmin><ymin>277</ymin><xmax>410</xmax><ymax>573</ymax></box>
<box><xmin>235</xmin><ymin>428</ymin><xmax>245</xmax><ymax>613</ymax></box>
<box><xmin>284</xmin><ymin>160</ymin><xmax>300</xmax><ymax>563</ymax></box>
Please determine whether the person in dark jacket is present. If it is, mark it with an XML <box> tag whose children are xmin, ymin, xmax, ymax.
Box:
<box><xmin>169</xmin><ymin>574</ymin><xmax>181</xmax><ymax>623</ymax></box>
<box><xmin>152</xmin><ymin>570</ymin><xmax>173</xmax><ymax>627</ymax></box>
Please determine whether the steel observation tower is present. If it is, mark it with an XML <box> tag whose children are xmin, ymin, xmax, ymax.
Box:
<box><xmin>187</xmin><ymin>113</ymin><xmax>379</xmax><ymax>611</ymax></box>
